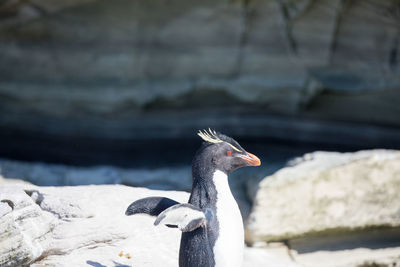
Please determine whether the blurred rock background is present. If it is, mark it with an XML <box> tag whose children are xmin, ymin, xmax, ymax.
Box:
<box><xmin>0</xmin><ymin>0</ymin><xmax>399</xmax><ymax>166</ymax></box>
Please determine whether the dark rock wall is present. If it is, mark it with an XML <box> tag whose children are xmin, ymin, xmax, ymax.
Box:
<box><xmin>0</xmin><ymin>0</ymin><xmax>399</xmax><ymax>164</ymax></box>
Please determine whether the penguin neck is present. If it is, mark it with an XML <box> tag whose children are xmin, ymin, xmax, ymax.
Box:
<box><xmin>189</xmin><ymin>161</ymin><xmax>230</xmax><ymax>208</ymax></box>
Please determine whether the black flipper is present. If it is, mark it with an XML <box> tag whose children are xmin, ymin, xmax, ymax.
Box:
<box><xmin>125</xmin><ymin>197</ymin><xmax>180</xmax><ymax>216</ymax></box>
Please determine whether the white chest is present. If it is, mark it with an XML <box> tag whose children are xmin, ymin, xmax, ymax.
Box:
<box><xmin>212</xmin><ymin>170</ymin><xmax>244</xmax><ymax>267</ymax></box>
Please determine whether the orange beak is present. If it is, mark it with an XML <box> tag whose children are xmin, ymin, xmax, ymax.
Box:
<box><xmin>240</xmin><ymin>152</ymin><xmax>261</xmax><ymax>166</ymax></box>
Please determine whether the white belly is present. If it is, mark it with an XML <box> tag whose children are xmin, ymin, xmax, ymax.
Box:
<box><xmin>212</xmin><ymin>170</ymin><xmax>244</xmax><ymax>267</ymax></box>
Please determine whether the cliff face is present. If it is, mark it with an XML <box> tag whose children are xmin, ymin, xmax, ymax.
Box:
<box><xmin>0</xmin><ymin>0</ymin><xmax>399</xmax><ymax>163</ymax></box>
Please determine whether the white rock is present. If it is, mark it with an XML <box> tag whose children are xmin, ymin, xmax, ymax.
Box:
<box><xmin>246</xmin><ymin>150</ymin><xmax>400</xmax><ymax>243</ymax></box>
<box><xmin>0</xmin><ymin>201</ymin><xmax>12</xmax><ymax>217</ymax></box>
<box><xmin>246</xmin><ymin>149</ymin><xmax>400</xmax><ymax>267</ymax></box>
<box><xmin>291</xmin><ymin>245</ymin><xmax>400</xmax><ymax>267</ymax></box>
<box><xmin>0</xmin><ymin>184</ymin><xmax>298</xmax><ymax>267</ymax></box>
<box><xmin>0</xmin><ymin>173</ymin><xmax>31</xmax><ymax>185</ymax></box>
<box><xmin>243</xmin><ymin>245</ymin><xmax>301</xmax><ymax>267</ymax></box>
<box><xmin>31</xmin><ymin>185</ymin><xmax>188</xmax><ymax>267</ymax></box>
<box><xmin>0</xmin><ymin>186</ymin><xmax>57</xmax><ymax>266</ymax></box>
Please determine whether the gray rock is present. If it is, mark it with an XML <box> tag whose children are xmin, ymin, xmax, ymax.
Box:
<box><xmin>27</xmin><ymin>189</ymin><xmax>92</xmax><ymax>221</ymax></box>
<box><xmin>0</xmin><ymin>184</ymin><xmax>188</xmax><ymax>267</ymax></box>
<box><xmin>0</xmin><ymin>184</ymin><xmax>298</xmax><ymax>267</ymax></box>
<box><xmin>0</xmin><ymin>186</ymin><xmax>57</xmax><ymax>267</ymax></box>
<box><xmin>246</xmin><ymin>149</ymin><xmax>400</xmax><ymax>266</ymax></box>
<box><xmin>246</xmin><ymin>149</ymin><xmax>400</xmax><ymax>243</ymax></box>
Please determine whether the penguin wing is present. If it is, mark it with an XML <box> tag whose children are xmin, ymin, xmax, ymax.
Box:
<box><xmin>154</xmin><ymin>203</ymin><xmax>206</xmax><ymax>232</ymax></box>
<box><xmin>125</xmin><ymin>197</ymin><xmax>180</xmax><ymax>216</ymax></box>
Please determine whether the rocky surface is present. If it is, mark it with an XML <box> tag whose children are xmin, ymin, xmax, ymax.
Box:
<box><xmin>246</xmin><ymin>149</ymin><xmax>400</xmax><ymax>242</ymax></box>
<box><xmin>0</xmin><ymin>0</ymin><xmax>399</xmax><ymax>164</ymax></box>
<box><xmin>1</xmin><ymin>149</ymin><xmax>400</xmax><ymax>266</ymax></box>
<box><xmin>246</xmin><ymin>149</ymin><xmax>400</xmax><ymax>267</ymax></box>
<box><xmin>0</xmin><ymin>157</ymin><xmax>278</xmax><ymax>220</ymax></box>
<box><xmin>0</xmin><ymin>184</ymin><xmax>186</xmax><ymax>267</ymax></box>
<box><xmin>0</xmin><ymin>185</ymin><xmax>56</xmax><ymax>267</ymax></box>
<box><xmin>0</xmin><ymin>183</ymin><xmax>298</xmax><ymax>267</ymax></box>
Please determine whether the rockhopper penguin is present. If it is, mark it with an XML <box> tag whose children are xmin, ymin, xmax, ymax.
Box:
<box><xmin>125</xmin><ymin>129</ymin><xmax>261</xmax><ymax>267</ymax></box>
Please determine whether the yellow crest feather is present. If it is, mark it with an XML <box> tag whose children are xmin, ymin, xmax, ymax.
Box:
<box><xmin>197</xmin><ymin>128</ymin><xmax>222</xmax><ymax>144</ymax></box>
<box><xmin>197</xmin><ymin>128</ymin><xmax>242</xmax><ymax>152</ymax></box>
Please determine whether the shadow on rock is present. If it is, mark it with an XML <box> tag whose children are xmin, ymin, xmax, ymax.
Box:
<box><xmin>86</xmin><ymin>261</ymin><xmax>107</xmax><ymax>267</ymax></box>
<box><xmin>86</xmin><ymin>260</ymin><xmax>132</xmax><ymax>267</ymax></box>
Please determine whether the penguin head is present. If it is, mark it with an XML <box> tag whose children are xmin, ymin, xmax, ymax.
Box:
<box><xmin>196</xmin><ymin>129</ymin><xmax>261</xmax><ymax>174</ymax></box>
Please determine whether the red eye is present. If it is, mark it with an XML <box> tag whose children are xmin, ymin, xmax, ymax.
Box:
<box><xmin>227</xmin><ymin>151</ymin><xmax>232</xmax><ymax>156</ymax></box>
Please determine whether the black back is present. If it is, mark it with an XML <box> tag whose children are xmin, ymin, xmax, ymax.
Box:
<box><xmin>179</xmin><ymin>143</ymin><xmax>221</xmax><ymax>267</ymax></box>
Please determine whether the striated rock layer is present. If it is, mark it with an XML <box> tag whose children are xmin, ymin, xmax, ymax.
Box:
<box><xmin>0</xmin><ymin>0</ymin><xmax>399</xmax><ymax>164</ymax></box>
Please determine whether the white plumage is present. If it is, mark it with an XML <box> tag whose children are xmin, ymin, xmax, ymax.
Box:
<box><xmin>154</xmin><ymin>204</ymin><xmax>206</xmax><ymax>232</ymax></box>
<box><xmin>212</xmin><ymin>170</ymin><xmax>244</xmax><ymax>267</ymax></box>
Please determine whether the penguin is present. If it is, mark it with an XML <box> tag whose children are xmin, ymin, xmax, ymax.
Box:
<box><xmin>125</xmin><ymin>129</ymin><xmax>261</xmax><ymax>267</ymax></box>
